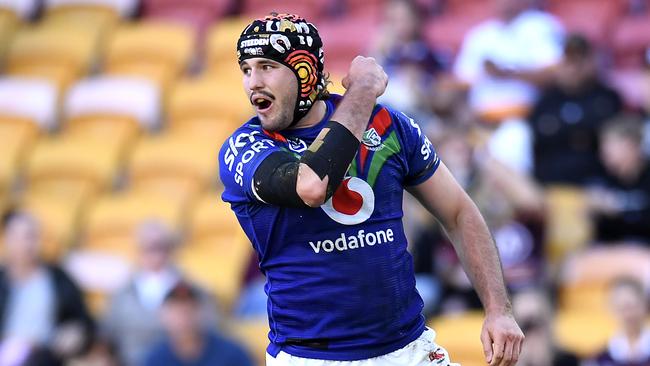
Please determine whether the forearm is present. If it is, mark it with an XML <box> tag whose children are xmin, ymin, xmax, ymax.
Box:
<box><xmin>329</xmin><ymin>83</ymin><xmax>378</xmax><ymax>139</ymax></box>
<box><xmin>445</xmin><ymin>200</ymin><xmax>512</xmax><ymax>315</ymax></box>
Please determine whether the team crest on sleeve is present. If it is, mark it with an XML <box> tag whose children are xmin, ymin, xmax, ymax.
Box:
<box><xmin>321</xmin><ymin>177</ymin><xmax>374</xmax><ymax>225</ymax></box>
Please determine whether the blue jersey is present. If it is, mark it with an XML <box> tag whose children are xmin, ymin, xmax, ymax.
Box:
<box><xmin>219</xmin><ymin>95</ymin><xmax>441</xmax><ymax>361</ymax></box>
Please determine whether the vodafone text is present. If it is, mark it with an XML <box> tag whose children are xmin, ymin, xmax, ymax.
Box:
<box><xmin>308</xmin><ymin>229</ymin><xmax>394</xmax><ymax>254</ymax></box>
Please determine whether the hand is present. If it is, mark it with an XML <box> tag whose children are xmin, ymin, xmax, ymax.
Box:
<box><xmin>341</xmin><ymin>56</ymin><xmax>388</xmax><ymax>97</ymax></box>
<box><xmin>480</xmin><ymin>311</ymin><xmax>524</xmax><ymax>366</ymax></box>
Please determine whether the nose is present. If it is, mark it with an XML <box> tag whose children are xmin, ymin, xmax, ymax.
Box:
<box><xmin>246</xmin><ymin>68</ymin><xmax>265</xmax><ymax>91</ymax></box>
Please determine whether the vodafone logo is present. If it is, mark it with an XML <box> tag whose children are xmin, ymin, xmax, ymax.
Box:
<box><xmin>321</xmin><ymin>177</ymin><xmax>374</xmax><ymax>225</ymax></box>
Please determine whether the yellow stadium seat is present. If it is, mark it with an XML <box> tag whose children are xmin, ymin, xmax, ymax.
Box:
<box><xmin>169</xmin><ymin>75</ymin><xmax>252</xmax><ymax>138</ymax></box>
<box><xmin>0</xmin><ymin>115</ymin><xmax>40</xmax><ymax>191</ymax></box>
<box><xmin>25</xmin><ymin>135</ymin><xmax>124</xmax><ymax>203</ymax></box>
<box><xmin>205</xmin><ymin>18</ymin><xmax>250</xmax><ymax>77</ymax></box>
<box><xmin>230</xmin><ymin>318</ymin><xmax>270</xmax><ymax>366</ymax></box>
<box><xmin>6</xmin><ymin>26</ymin><xmax>100</xmax><ymax>92</ymax></box>
<box><xmin>559</xmin><ymin>246</ymin><xmax>650</xmax><ymax>313</ymax></box>
<box><xmin>105</xmin><ymin>21</ymin><xmax>195</xmax><ymax>92</ymax></box>
<box><xmin>42</xmin><ymin>3</ymin><xmax>120</xmax><ymax>37</ymax></box>
<box><xmin>554</xmin><ymin>309</ymin><xmax>616</xmax><ymax>358</ymax></box>
<box><xmin>19</xmin><ymin>190</ymin><xmax>82</xmax><ymax>261</ymax></box>
<box><xmin>83</xmin><ymin>191</ymin><xmax>183</xmax><ymax>261</ymax></box>
<box><xmin>0</xmin><ymin>7</ymin><xmax>20</xmax><ymax>65</ymax></box>
<box><xmin>544</xmin><ymin>186</ymin><xmax>592</xmax><ymax>266</ymax></box>
<box><xmin>176</xmin><ymin>233</ymin><xmax>252</xmax><ymax>312</ymax></box>
<box><xmin>428</xmin><ymin>311</ymin><xmax>486</xmax><ymax>366</ymax></box>
<box><xmin>127</xmin><ymin>133</ymin><xmax>220</xmax><ymax>204</ymax></box>
<box><xmin>188</xmin><ymin>192</ymin><xmax>241</xmax><ymax>242</ymax></box>
<box><xmin>326</xmin><ymin>72</ymin><xmax>347</xmax><ymax>95</ymax></box>
<box><xmin>64</xmin><ymin>114</ymin><xmax>141</xmax><ymax>153</ymax></box>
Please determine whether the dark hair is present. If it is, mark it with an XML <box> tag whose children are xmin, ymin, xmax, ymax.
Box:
<box><xmin>316</xmin><ymin>71</ymin><xmax>332</xmax><ymax>101</ymax></box>
<box><xmin>564</xmin><ymin>33</ymin><xmax>593</xmax><ymax>59</ymax></box>
<box><xmin>601</xmin><ymin>114</ymin><xmax>644</xmax><ymax>145</ymax></box>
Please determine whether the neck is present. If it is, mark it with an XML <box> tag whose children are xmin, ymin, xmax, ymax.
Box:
<box><xmin>172</xmin><ymin>331</ymin><xmax>203</xmax><ymax>359</ymax></box>
<box><xmin>290</xmin><ymin>100</ymin><xmax>327</xmax><ymax>130</ymax></box>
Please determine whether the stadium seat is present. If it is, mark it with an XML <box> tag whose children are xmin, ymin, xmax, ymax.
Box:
<box><xmin>0</xmin><ymin>6</ymin><xmax>20</xmax><ymax>65</ymax></box>
<box><xmin>0</xmin><ymin>0</ymin><xmax>40</xmax><ymax>20</ymax></box>
<box><xmin>230</xmin><ymin>318</ymin><xmax>270</xmax><ymax>366</ymax></box>
<box><xmin>127</xmin><ymin>133</ymin><xmax>220</xmax><ymax>204</ymax></box>
<box><xmin>205</xmin><ymin>17</ymin><xmax>250</xmax><ymax>80</ymax></box>
<box><xmin>548</xmin><ymin>0</ymin><xmax>625</xmax><ymax>45</ymax></box>
<box><xmin>424</xmin><ymin>8</ymin><xmax>492</xmax><ymax>55</ymax></box>
<box><xmin>428</xmin><ymin>311</ymin><xmax>486</xmax><ymax>366</ymax></box>
<box><xmin>241</xmin><ymin>0</ymin><xmax>325</xmax><ymax>21</ymax></box>
<box><xmin>19</xmin><ymin>190</ymin><xmax>83</xmax><ymax>261</ymax></box>
<box><xmin>607</xmin><ymin>68</ymin><xmax>649</xmax><ymax>109</ymax></box>
<box><xmin>554</xmin><ymin>309</ymin><xmax>616</xmax><ymax>358</ymax></box>
<box><xmin>64</xmin><ymin>76</ymin><xmax>160</xmax><ymax>151</ymax></box>
<box><xmin>0</xmin><ymin>78</ymin><xmax>57</xmax><ymax>191</ymax></box>
<box><xmin>611</xmin><ymin>14</ymin><xmax>650</xmax><ymax>68</ymax></box>
<box><xmin>25</xmin><ymin>135</ymin><xmax>124</xmax><ymax>204</ymax></box>
<box><xmin>543</xmin><ymin>186</ymin><xmax>592</xmax><ymax>267</ymax></box>
<box><xmin>6</xmin><ymin>26</ymin><xmax>101</xmax><ymax>92</ymax></box>
<box><xmin>82</xmin><ymin>190</ymin><xmax>184</xmax><ymax>261</ymax></box>
<box><xmin>104</xmin><ymin>21</ymin><xmax>196</xmax><ymax>92</ymax></box>
<box><xmin>317</xmin><ymin>17</ymin><xmax>378</xmax><ymax>74</ymax></box>
<box><xmin>45</xmin><ymin>0</ymin><xmax>139</xmax><ymax>18</ymax></box>
<box><xmin>168</xmin><ymin>75</ymin><xmax>251</xmax><ymax>136</ymax></box>
<box><xmin>187</xmin><ymin>192</ymin><xmax>241</xmax><ymax>242</ymax></box>
<box><xmin>176</xmin><ymin>233</ymin><xmax>253</xmax><ymax>312</ymax></box>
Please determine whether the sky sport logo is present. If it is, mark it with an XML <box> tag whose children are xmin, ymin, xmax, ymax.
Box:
<box><xmin>308</xmin><ymin>229</ymin><xmax>395</xmax><ymax>254</ymax></box>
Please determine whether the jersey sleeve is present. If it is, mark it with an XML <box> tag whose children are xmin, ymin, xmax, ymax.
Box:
<box><xmin>219</xmin><ymin>127</ymin><xmax>282</xmax><ymax>203</ymax></box>
<box><xmin>395</xmin><ymin>111</ymin><xmax>441</xmax><ymax>186</ymax></box>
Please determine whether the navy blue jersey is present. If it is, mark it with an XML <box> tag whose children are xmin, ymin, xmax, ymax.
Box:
<box><xmin>219</xmin><ymin>95</ymin><xmax>441</xmax><ymax>361</ymax></box>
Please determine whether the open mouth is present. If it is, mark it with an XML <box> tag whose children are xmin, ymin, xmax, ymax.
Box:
<box><xmin>251</xmin><ymin>95</ymin><xmax>274</xmax><ymax>113</ymax></box>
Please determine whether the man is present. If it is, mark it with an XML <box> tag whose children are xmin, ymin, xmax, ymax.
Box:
<box><xmin>219</xmin><ymin>13</ymin><xmax>523</xmax><ymax>365</ymax></box>
<box><xmin>103</xmin><ymin>220</ymin><xmax>219</xmax><ymax>366</ymax></box>
<box><xmin>142</xmin><ymin>281</ymin><xmax>254</xmax><ymax>366</ymax></box>
<box><xmin>0</xmin><ymin>211</ymin><xmax>94</xmax><ymax>366</ymax></box>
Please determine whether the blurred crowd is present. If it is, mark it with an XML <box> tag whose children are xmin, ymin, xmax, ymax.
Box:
<box><xmin>1</xmin><ymin>0</ymin><xmax>650</xmax><ymax>365</ymax></box>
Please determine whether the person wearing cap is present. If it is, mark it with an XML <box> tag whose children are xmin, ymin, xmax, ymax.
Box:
<box><xmin>219</xmin><ymin>13</ymin><xmax>523</xmax><ymax>366</ymax></box>
<box><xmin>142</xmin><ymin>281</ymin><xmax>254</xmax><ymax>366</ymax></box>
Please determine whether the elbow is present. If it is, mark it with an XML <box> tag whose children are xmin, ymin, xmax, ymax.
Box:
<box><xmin>296</xmin><ymin>173</ymin><xmax>328</xmax><ymax>207</ymax></box>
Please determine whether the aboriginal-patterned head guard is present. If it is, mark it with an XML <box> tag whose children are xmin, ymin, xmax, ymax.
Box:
<box><xmin>237</xmin><ymin>13</ymin><xmax>325</xmax><ymax>125</ymax></box>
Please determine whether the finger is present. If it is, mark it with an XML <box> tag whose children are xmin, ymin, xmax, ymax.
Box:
<box><xmin>342</xmin><ymin>76</ymin><xmax>350</xmax><ymax>90</ymax></box>
<box><xmin>502</xmin><ymin>335</ymin><xmax>515</xmax><ymax>366</ymax></box>
<box><xmin>490</xmin><ymin>336</ymin><xmax>505</xmax><ymax>366</ymax></box>
<box><xmin>480</xmin><ymin>328</ymin><xmax>493</xmax><ymax>364</ymax></box>
<box><xmin>512</xmin><ymin>334</ymin><xmax>523</xmax><ymax>364</ymax></box>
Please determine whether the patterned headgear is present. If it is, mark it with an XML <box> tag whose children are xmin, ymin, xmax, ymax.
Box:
<box><xmin>237</xmin><ymin>13</ymin><xmax>325</xmax><ymax>125</ymax></box>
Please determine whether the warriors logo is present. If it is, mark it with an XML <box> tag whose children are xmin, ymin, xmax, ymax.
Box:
<box><xmin>321</xmin><ymin>177</ymin><xmax>375</xmax><ymax>225</ymax></box>
<box><xmin>270</xmin><ymin>34</ymin><xmax>291</xmax><ymax>53</ymax></box>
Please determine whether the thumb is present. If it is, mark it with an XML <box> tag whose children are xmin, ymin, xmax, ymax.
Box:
<box><xmin>342</xmin><ymin>75</ymin><xmax>350</xmax><ymax>90</ymax></box>
<box><xmin>480</xmin><ymin>327</ymin><xmax>493</xmax><ymax>363</ymax></box>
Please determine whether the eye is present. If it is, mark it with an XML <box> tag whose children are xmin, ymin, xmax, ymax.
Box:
<box><xmin>262</xmin><ymin>64</ymin><xmax>274</xmax><ymax>71</ymax></box>
<box><xmin>241</xmin><ymin>66</ymin><xmax>251</xmax><ymax>75</ymax></box>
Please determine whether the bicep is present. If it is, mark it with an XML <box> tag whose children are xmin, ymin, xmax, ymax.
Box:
<box><xmin>407</xmin><ymin>162</ymin><xmax>472</xmax><ymax>231</ymax></box>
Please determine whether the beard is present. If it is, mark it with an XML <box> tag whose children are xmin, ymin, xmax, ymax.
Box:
<box><xmin>259</xmin><ymin>93</ymin><xmax>296</xmax><ymax>132</ymax></box>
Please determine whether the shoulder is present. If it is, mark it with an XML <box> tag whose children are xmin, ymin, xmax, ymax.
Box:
<box><xmin>219</xmin><ymin>117</ymin><xmax>265</xmax><ymax>153</ymax></box>
<box><xmin>206</xmin><ymin>332</ymin><xmax>252</xmax><ymax>363</ymax></box>
<box><xmin>143</xmin><ymin>338</ymin><xmax>174</xmax><ymax>365</ymax></box>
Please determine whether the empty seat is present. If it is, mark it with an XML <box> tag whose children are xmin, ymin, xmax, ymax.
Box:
<box><xmin>143</xmin><ymin>0</ymin><xmax>231</xmax><ymax>18</ymax></box>
<box><xmin>0</xmin><ymin>5</ymin><xmax>21</xmax><ymax>64</ymax></box>
<box><xmin>83</xmin><ymin>190</ymin><xmax>183</xmax><ymax>260</ymax></box>
<box><xmin>188</xmin><ymin>192</ymin><xmax>240</xmax><ymax>241</ymax></box>
<box><xmin>241</xmin><ymin>0</ymin><xmax>324</xmax><ymax>21</ymax></box>
<box><xmin>230</xmin><ymin>318</ymin><xmax>270</xmax><ymax>366</ymax></box>
<box><xmin>169</xmin><ymin>75</ymin><xmax>251</xmax><ymax>137</ymax></box>
<box><xmin>424</xmin><ymin>9</ymin><xmax>492</xmax><ymax>55</ymax></box>
<box><xmin>554</xmin><ymin>309</ymin><xmax>616</xmax><ymax>358</ymax></box>
<box><xmin>205</xmin><ymin>17</ymin><xmax>250</xmax><ymax>78</ymax></box>
<box><xmin>0</xmin><ymin>0</ymin><xmax>40</xmax><ymax>20</ymax></box>
<box><xmin>64</xmin><ymin>76</ymin><xmax>160</xmax><ymax>150</ymax></box>
<box><xmin>105</xmin><ymin>21</ymin><xmax>196</xmax><ymax>91</ymax></box>
<box><xmin>25</xmin><ymin>135</ymin><xmax>124</xmax><ymax>203</ymax></box>
<box><xmin>317</xmin><ymin>17</ymin><xmax>378</xmax><ymax>74</ymax></box>
<box><xmin>611</xmin><ymin>14</ymin><xmax>650</xmax><ymax>68</ymax></box>
<box><xmin>127</xmin><ymin>133</ymin><xmax>220</xmax><ymax>204</ymax></box>
<box><xmin>176</xmin><ymin>233</ymin><xmax>252</xmax><ymax>312</ymax></box>
<box><xmin>7</xmin><ymin>26</ymin><xmax>101</xmax><ymax>92</ymax></box>
<box><xmin>428</xmin><ymin>311</ymin><xmax>485</xmax><ymax>366</ymax></box>
<box><xmin>45</xmin><ymin>0</ymin><xmax>139</xmax><ymax>18</ymax></box>
<box><xmin>41</xmin><ymin>0</ymin><xmax>131</xmax><ymax>41</ymax></box>
<box><xmin>549</xmin><ymin>0</ymin><xmax>624</xmax><ymax>45</ymax></box>
<box><xmin>0</xmin><ymin>78</ymin><xmax>57</xmax><ymax>190</ymax></box>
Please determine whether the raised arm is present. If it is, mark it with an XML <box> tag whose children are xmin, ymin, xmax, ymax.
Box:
<box><xmin>408</xmin><ymin>163</ymin><xmax>524</xmax><ymax>366</ymax></box>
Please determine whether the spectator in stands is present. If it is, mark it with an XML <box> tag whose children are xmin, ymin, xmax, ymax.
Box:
<box><xmin>513</xmin><ymin>288</ymin><xmax>581</xmax><ymax>366</ymax></box>
<box><xmin>585</xmin><ymin>115</ymin><xmax>650</xmax><ymax>244</ymax></box>
<box><xmin>531</xmin><ymin>34</ymin><xmax>623</xmax><ymax>185</ymax></box>
<box><xmin>454</xmin><ymin>0</ymin><xmax>564</xmax><ymax>125</ymax></box>
<box><xmin>143</xmin><ymin>281</ymin><xmax>254</xmax><ymax>366</ymax></box>
<box><xmin>103</xmin><ymin>220</ymin><xmax>219</xmax><ymax>366</ymax></box>
<box><xmin>0</xmin><ymin>211</ymin><xmax>95</xmax><ymax>366</ymax></box>
<box><xmin>372</xmin><ymin>0</ymin><xmax>447</xmax><ymax>126</ymax></box>
<box><xmin>587</xmin><ymin>277</ymin><xmax>650</xmax><ymax>366</ymax></box>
